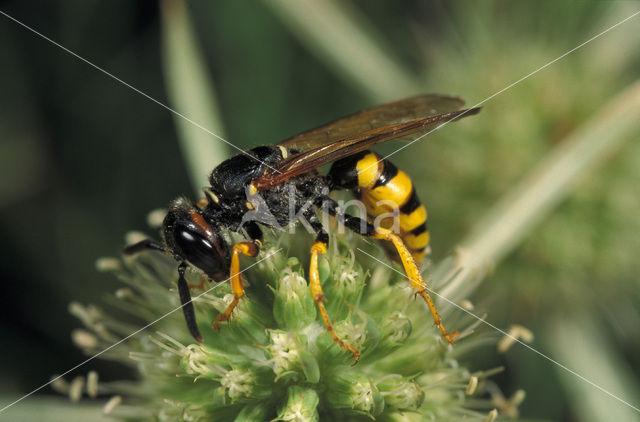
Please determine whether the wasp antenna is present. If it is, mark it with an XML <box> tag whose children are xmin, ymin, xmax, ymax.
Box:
<box><xmin>123</xmin><ymin>239</ymin><xmax>165</xmax><ymax>255</ymax></box>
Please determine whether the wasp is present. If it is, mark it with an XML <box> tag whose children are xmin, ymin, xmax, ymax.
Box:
<box><xmin>125</xmin><ymin>95</ymin><xmax>480</xmax><ymax>362</ymax></box>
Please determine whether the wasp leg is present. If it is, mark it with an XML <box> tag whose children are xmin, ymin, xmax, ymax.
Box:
<box><xmin>320</xmin><ymin>198</ymin><xmax>457</xmax><ymax>345</ymax></box>
<box><xmin>212</xmin><ymin>241</ymin><xmax>259</xmax><ymax>330</ymax></box>
<box><xmin>371</xmin><ymin>227</ymin><xmax>457</xmax><ymax>344</ymax></box>
<box><xmin>123</xmin><ymin>238</ymin><xmax>165</xmax><ymax>255</ymax></box>
<box><xmin>177</xmin><ymin>263</ymin><xmax>203</xmax><ymax>343</ymax></box>
<box><xmin>306</xmin><ymin>213</ymin><xmax>360</xmax><ymax>363</ymax></box>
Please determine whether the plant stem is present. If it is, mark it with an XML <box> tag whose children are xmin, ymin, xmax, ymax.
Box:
<box><xmin>161</xmin><ymin>0</ymin><xmax>228</xmax><ymax>195</ymax></box>
<box><xmin>440</xmin><ymin>80</ymin><xmax>640</xmax><ymax>304</ymax></box>
<box><xmin>547</xmin><ymin>315</ymin><xmax>640</xmax><ymax>420</ymax></box>
<box><xmin>265</xmin><ymin>0</ymin><xmax>422</xmax><ymax>101</ymax></box>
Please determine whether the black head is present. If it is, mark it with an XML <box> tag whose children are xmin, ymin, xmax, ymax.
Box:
<box><xmin>162</xmin><ymin>198</ymin><xmax>229</xmax><ymax>281</ymax></box>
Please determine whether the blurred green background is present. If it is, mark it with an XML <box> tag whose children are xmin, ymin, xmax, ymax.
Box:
<box><xmin>0</xmin><ymin>0</ymin><xmax>639</xmax><ymax>420</ymax></box>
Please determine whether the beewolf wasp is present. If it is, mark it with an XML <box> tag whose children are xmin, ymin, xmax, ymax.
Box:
<box><xmin>125</xmin><ymin>94</ymin><xmax>480</xmax><ymax>362</ymax></box>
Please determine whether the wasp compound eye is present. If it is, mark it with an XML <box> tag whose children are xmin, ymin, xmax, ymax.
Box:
<box><xmin>173</xmin><ymin>224</ymin><xmax>226</xmax><ymax>279</ymax></box>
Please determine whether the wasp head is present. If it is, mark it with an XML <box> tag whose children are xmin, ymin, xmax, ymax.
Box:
<box><xmin>162</xmin><ymin>198</ymin><xmax>229</xmax><ymax>281</ymax></box>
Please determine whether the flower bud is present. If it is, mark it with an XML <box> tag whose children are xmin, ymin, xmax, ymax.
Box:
<box><xmin>273</xmin><ymin>265</ymin><xmax>316</xmax><ymax>329</ymax></box>
<box><xmin>180</xmin><ymin>343</ymin><xmax>219</xmax><ymax>379</ymax></box>
<box><xmin>276</xmin><ymin>386</ymin><xmax>320</xmax><ymax>422</ymax></box>
<box><xmin>377</xmin><ymin>375</ymin><xmax>425</xmax><ymax>411</ymax></box>
<box><xmin>219</xmin><ymin>368</ymin><xmax>262</xmax><ymax>402</ymax></box>
<box><xmin>323</xmin><ymin>248</ymin><xmax>366</xmax><ymax>319</ymax></box>
<box><xmin>234</xmin><ymin>403</ymin><xmax>270</xmax><ymax>421</ymax></box>
<box><xmin>378</xmin><ymin>312</ymin><xmax>412</xmax><ymax>352</ymax></box>
<box><xmin>265</xmin><ymin>330</ymin><xmax>319</xmax><ymax>383</ymax></box>
<box><xmin>199</xmin><ymin>290</ymin><xmax>270</xmax><ymax>345</ymax></box>
<box><xmin>334</xmin><ymin>308</ymin><xmax>380</xmax><ymax>355</ymax></box>
<box><xmin>326</xmin><ymin>369</ymin><xmax>384</xmax><ymax>418</ymax></box>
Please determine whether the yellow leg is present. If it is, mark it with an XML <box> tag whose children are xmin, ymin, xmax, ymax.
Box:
<box><xmin>212</xmin><ymin>242</ymin><xmax>258</xmax><ymax>330</ymax></box>
<box><xmin>310</xmin><ymin>241</ymin><xmax>361</xmax><ymax>363</ymax></box>
<box><xmin>372</xmin><ymin>227</ymin><xmax>458</xmax><ymax>344</ymax></box>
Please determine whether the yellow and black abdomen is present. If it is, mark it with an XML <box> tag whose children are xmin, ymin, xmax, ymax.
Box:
<box><xmin>328</xmin><ymin>151</ymin><xmax>430</xmax><ymax>263</ymax></box>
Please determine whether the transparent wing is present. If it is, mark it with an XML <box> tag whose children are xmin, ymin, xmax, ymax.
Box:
<box><xmin>278</xmin><ymin>94</ymin><xmax>468</xmax><ymax>151</ymax></box>
<box><xmin>253</xmin><ymin>106</ymin><xmax>480</xmax><ymax>189</ymax></box>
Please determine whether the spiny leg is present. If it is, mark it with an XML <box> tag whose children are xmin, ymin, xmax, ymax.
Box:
<box><xmin>212</xmin><ymin>241</ymin><xmax>259</xmax><ymax>330</ymax></box>
<box><xmin>372</xmin><ymin>227</ymin><xmax>457</xmax><ymax>344</ymax></box>
<box><xmin>306</xmin><ymin>212</ymin><xmax>361</xmax><ymax>363</ymax></box>
<box><xmin>320</xmin><ymin>197</ymin><xmax>457</xmax><ymax>345</ymax></box>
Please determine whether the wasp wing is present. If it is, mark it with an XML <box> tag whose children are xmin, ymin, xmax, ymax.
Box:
<box><xmin>253</xmin><ymin>106</ymin><xmax>480</xmax><ymax>189</ymax></box>
<box><xmin>278</xmin><ymin>94</ymin><xmax>469</xmax><ymax>151</ymax></box>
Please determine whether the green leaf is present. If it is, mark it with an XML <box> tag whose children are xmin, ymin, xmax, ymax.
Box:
<box><xmin>440</xmin><ymin>80</ymin><xmax>640</xmax><ymax>304</ymax></box>
<box><xmin>161</xmin><ymin>0</ymin><xmax>229</xmax><ymax>195</ymax></box>
<box><xmin>264</xmin><ymin>0</ymin><xmax>422</xmax><ymax>101</ymax></box>
<box><xmin>546</xmin><ymin>315</ymin><xmax>640</xmax><ymax>422</ymax></box>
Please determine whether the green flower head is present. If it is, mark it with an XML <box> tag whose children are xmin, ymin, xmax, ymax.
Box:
<box><xmin>65</xmin><ymin>227</ymin><xmax>499</xmax><ymax>421</ymax></box>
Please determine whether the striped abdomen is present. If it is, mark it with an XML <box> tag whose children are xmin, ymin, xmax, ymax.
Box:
<box><xmin>328</xmin><ymin>151</ymin><xmax>430</xmax><ymax>263</ymax></box>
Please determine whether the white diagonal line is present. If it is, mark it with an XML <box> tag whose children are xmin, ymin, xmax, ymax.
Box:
<box><xmin>0</xmin><ymin>248</ymin><xmax>282</xmax><ymax>413</ymax></box>
<box><xmin>356</xmin><ymin>247</ymin><xmax>640</xmax><ymax>414</ymax></box>
<box><xmin>0</xmin><ymin>9</ymin><xmax>281</xmax><ymax>174</ymax></box>
<box><xmin>360</xmin><ymin>9</ymin><xmax>640</xmax><ymax>174</ymax></box>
